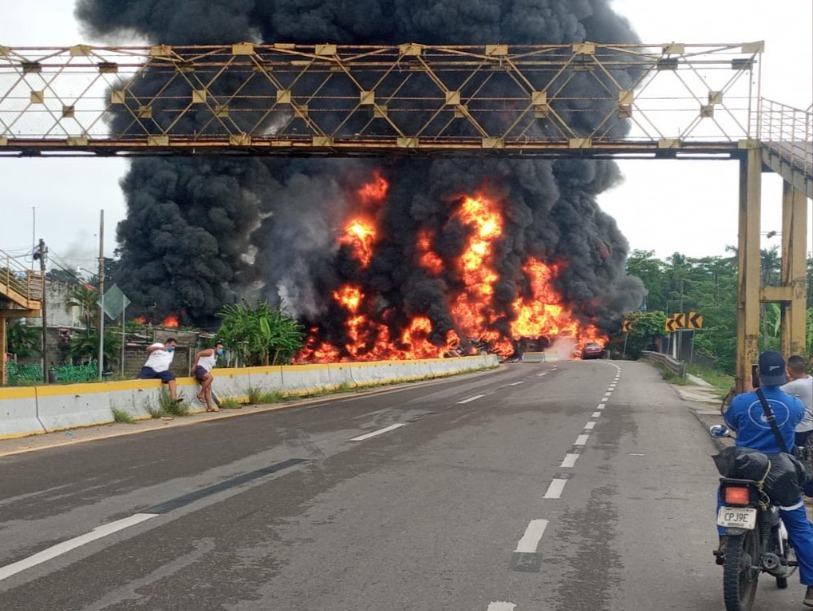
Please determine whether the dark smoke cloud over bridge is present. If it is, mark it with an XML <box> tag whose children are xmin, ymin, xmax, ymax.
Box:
<box><xmin>75</xmin><ymin>0</ymin><xmax>646</xmax><ymax>358</ymax></box>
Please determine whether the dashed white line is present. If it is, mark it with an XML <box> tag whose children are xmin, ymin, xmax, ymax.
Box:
<box><xmin>584</xmin><ymin>421</ymin><xmax>596</xmax><ymax>430</ymax></box>
<box><xmin>458</xmin><ymin>394</ymin><xmax>485</xmax><ymax>404</ymax></box>
<box><xmin>560</xmin><ymin>453</ymin><xmax>580</xmax><ymax>468</ymax></box>
<box><xmin>350</xmin><ymin>423</ymin><xmax>406</xmax><ymax>441</ymax></box>
<box><xmin>574</xmin><ymin>434</ymin><xmax>590</xmax><ymax>446</ymax></box>
<box><xmin>0</xmin><ymin>513</ymin><xmax>158</xmax><ymax>581</ymax></box>
<box><xmin>487</xmin><ymin>603</ymin><xmax>517</xmax><ymax>611</ymax></box>
<box><xmin>543</xmin><ymin>478</ymin><xmax>568</xmax><ymax>499</ymax></box>
<box><xmin>515</xmin><ymin>519</ymin><xmax>549</xmax><ymax>553</ymax></box>
<box><xmin>537</xmin><ymin>372</ymin><xmax>548</xmax><ymax>377</ymax></box>
<box><xmin>597</xmin><ymin>403</ymin><xmax>606</xmax><ymax>410</ymax></box>
<box><xmin>508</xmin><ymin>381</ymin><xmax>524</xmax><ymax>386</ymax></box>
<box><xmin>592</xmin><ymin>411</ymin><xmax>601</xmax><ymax>418</ymax></box>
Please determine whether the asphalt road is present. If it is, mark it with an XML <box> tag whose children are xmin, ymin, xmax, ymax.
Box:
<box><xmin>0</xmin><ymin>360</ymin><xmax>806</xmax><ymax>610</ymax></box>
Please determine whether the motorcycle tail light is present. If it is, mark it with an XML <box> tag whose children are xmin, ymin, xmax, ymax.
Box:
<box><xmin>724</xmin><ymin>486</ymin><xmax>750</xmax><ymax>505</ymax></box>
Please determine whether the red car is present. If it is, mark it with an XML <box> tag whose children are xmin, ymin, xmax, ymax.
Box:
<box><xmin>580</xmin><ymin>342</ymin><xmax>605</xmax><ymax>360</ymax></box>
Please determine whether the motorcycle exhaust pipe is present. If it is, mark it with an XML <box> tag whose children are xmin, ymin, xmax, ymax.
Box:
<box><xmin>762</xmin><ymin>552</ymin><xmax>788</xmax><ymax>576</ymax></box>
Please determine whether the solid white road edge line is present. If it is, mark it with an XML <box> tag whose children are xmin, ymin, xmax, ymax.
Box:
<box><xmin>560</xmin><ymin>453</ymin><xmax>579</xmax><ymax>468</ymax></box>
<box><xmin>515</xmin><ymin>519</ymin><xmax>549</xmax><ymax>553</ymax></box>
<box><xmin>458</xmin><ymin>394</ymin><xmax>485</xmax><ymax>404</ymax></box>
<box><xmin>543</xmin><ymin>478</ymin><xmax>568</xmax><ymax>499</ymax></box>
<box><xmin>0</xmin><ymin>513</ymin><xmax>158</xmax><ymax>582</ymax></box>
<box><xmin>350</xmin><ymin>423</ymin><xmax>406</xmax><ymax>441</ymax></box>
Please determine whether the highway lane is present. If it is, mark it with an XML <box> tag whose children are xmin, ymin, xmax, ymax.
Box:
<box><xmin>0</xmin><ymin>360</ymin><xmax>805</xmax><ymax>610</ymax></box>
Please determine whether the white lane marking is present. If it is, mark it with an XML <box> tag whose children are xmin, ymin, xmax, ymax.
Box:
<box><xmin>603</xmin><ymin>393</ymin><xmax>612</xmax><ymax>399</ymax></box>
<box><xmin>609</xmin><ymin>384</ymin><xmax>616</xmax><ymax>389</ymax></box>
<box><xmin>592</xmin><ymin>411</ymin><xmax>601</xmax><ymax>418</ymax></box>
<box><xmin>508</xmin><ymin>381</ymin><xmax>524</xmax><ymax>386</ymax></box>
<box><xmin>537</xmin><ymin>372</ymin><xmax>548</xmax><ymax>377</ymax></box>
<box><xmin>543</xmin><ymin>478</ymin><xmax>568</xmax><ymax>499</ymax></box>
<box><xmin>584</xmin><ymin>421</ymin><xmax>596</xmax><ymax>430</ymax></box>
<box><xmin>560</xmin><ymin>453</ymin><xmax>580</xmax><ymax>468</ymax></box>
<box><xmin>350</xmin><ymin>423</ymin><xmax>406</xmax><ymax>441</ymax></box>
<box><xmin>0</xmin><ymin>513</ymin><xmax>158</xmax><ymax>582</ymax></box>
<box><xmin>487</xmin><ymin>603</ymin><xmax>517</xmax><ymax>611</ymax></box>
<box><xmin>574</xmin><ymin>434</ymin><xmax>590</xmax><ymax>446</ymax></box>
<box><xmin>458</xmin><ymin>394</ymin><xmax>485</xmax><ymax>404</ymax></box>
<box><xmin>515</xmin><ymin>519</ymin><xmax>549</xmax><ymax>553</ymax></box>
<box><xmin>597</xmin><ymin>403</ymin><xmax>606</xmax><ymax>410</ymax></box>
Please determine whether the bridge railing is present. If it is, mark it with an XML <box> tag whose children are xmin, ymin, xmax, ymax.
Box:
<box><xmin>755</xmin><ymin>98</ymin><xmax>812</xmax><ymax>174</ymax></box>
<box><xmin>0</xmin><ymin>249</ymin><xmax>42</xmax><ymax>306</ymax></box>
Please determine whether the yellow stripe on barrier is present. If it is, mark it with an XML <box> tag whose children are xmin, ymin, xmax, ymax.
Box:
<box><xmin>0</xmin><ymin>387</ymin><xmax>37</xmax><ymax>400</ymax></box>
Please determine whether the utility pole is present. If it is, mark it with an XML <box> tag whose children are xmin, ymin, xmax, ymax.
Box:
<box><xmin>97</xmin><ymin>210</ymin><xmax>105</xmax><ymax>380</ymax></box>
<box><xmin>36</xmin><ymin>238</ymin><xmax>48</xmax><ymax>383</ymax></box>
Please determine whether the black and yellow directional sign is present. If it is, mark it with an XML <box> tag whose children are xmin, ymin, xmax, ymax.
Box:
<box><xmin>665</xmin><ymin>313</ymin><xmax>686</xmax><ymax>333</ymax></box>
<box><xmin>622</xmin><ymin>320</ymin><xmax>632</xmax><ymax>333</ymax></box>
<box><xmin>665</xmin><ymin>312</ymin><xmax>702</xmax><ymax>333</ymax></box>
<box><xmin>687</xmin><ymin>311</ymin><xmax>704</xmax><ymax>329</ymax></box>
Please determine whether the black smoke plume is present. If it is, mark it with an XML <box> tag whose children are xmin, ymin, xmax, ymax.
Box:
<box><xmin>76</xmin><ymin>0</ymin><xmax>645</xmax><ymax>354</ymax></box>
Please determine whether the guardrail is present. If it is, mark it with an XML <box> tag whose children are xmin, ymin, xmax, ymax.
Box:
<box><xmin>641</xmin><ymin>351</ymin><xmax>687</xmax><ymax>378</ymax></box>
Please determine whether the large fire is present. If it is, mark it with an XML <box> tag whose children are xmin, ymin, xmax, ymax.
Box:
<box><xmin>297</xmin><ymin>172</ymin><xmax>606</xmax><ymax>363</ymax></box>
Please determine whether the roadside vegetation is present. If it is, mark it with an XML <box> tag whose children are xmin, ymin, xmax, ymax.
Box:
<box><xmin>609</xmin><ymin>246</ymin><xmax>813</xmax><ymax>378</ymax></box>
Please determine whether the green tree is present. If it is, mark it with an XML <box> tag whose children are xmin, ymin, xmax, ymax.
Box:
<box><xmin>216</xmin><ymin>301</ymin><xmax>304</xmax><ymax>366</ymax></box>
<box><xmin>66</xmin><ymin>283</ymin><xmax>100</xmax><ymax>329</ymax></box>
<box><xmin>64</xmin><ymin>328</ymin><xmax>121</xmax><ymax>371</ymax></box>
<box><xmin>6</xmin><ymin>321</ymin><xmax>41</xmax><ymax>359</ymax></box>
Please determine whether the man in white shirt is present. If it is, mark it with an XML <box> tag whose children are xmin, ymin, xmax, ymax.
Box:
<box><xmin>136</xmin><ymin>337</ymin><xmax>181</xmax><ymax>402</ymax></box>
<box><xmin>781</xmin><ymin>354</ymin><xmax>813</xmax><ymax>448</ymax></box>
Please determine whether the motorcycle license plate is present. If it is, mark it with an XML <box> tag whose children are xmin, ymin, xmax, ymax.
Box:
<box><xmin>717</xmin><ymin>506</ymin><xmax>757</xmax><ymax>529</ymax></box>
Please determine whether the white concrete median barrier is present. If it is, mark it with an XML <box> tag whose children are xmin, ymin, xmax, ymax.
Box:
<box><xmin>0</xmin><ymin>387</ymin><xmax>45</xmax><ymax>439</ymax></box>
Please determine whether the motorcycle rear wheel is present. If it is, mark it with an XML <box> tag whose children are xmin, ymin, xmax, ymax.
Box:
<box><xmin>723</xmin><ymin>531</ymin><xmax>760</xmax><ymax>611</ymax></box>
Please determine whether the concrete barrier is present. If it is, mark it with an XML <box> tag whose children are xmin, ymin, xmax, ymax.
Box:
<box><xmin>36</xmin><ymin>383</ymin><xmax>116</xmax><ymax>432</ymax></box>
<box><xmin>0</xmin><ymin>387</ymin><xmax>44</xmax><ymax>439</ymax></box>
<box><xmin>0</xmin><ymin>355</ymin><xmax>499</xmax><ymax>438</ymax></box>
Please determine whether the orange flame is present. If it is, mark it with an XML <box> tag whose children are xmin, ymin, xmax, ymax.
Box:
<box><xmin>297</xmin><ymin>183</ymin><xmax>607</xmax><ymax>363</ymax></box>
<box><xmin>162</xmin><ymin>314</ymin><xmax>179</xmax><ymax>328</ymax></box>
<box><xmin>339</xmin><ymin>219</ymin><xmax>376</xmax><ymax>267</ymax></box>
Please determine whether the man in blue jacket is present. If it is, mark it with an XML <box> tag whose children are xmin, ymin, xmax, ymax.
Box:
<box><xmin>723</xmin><ymin>350</ymin><xmax>813</xmax><ymax>606</ymax></box>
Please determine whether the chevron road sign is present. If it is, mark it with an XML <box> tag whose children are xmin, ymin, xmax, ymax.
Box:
<box><xmin>687</xmin><ymin>311</ymin><xmax>704</xmax><ymax>329</ymax></box>
<box><xmin>622</xmin><ymin>320</ymin><xmax>632</xmax><ymax>333</ymax></box>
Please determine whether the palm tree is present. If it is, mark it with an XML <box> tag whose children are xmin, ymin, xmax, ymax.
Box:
<box><xmin>66</xmin><ymin>283</ymin><xmax>99</xmax><ymax>330</ymax></box>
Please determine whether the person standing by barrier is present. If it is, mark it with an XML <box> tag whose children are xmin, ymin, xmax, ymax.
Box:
<box><xmin>192</xmin><ymin>340</ymin><xmax>223</xmax><ymax>412</ymax></box>
<box><xmin>136</xmin><ymin>338</ymin><xmax>181</xmax><ymax>403</ymax></box>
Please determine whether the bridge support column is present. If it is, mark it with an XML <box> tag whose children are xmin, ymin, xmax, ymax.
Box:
<box><xmin>0</xmin><ymin>317</ymin><xmax>6</xmax><ymax>386</ymax></box>
<box><xmin>779</xmin><ymin>182</ymin><xmax>808</xmax><ymax>357</ymax></box>
<box><xmin>736</xmin><ymin>148</ymin><xmax>761</xmax><ymax>392</ymax></box>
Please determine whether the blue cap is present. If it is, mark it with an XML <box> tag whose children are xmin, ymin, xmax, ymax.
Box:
<box><xmin>758</xmin><ymin>350</ymin><xmax>786</xmax><ymax>386</ymax></box>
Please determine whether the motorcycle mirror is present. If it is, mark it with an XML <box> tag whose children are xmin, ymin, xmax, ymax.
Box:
<box><xmin>709</xmin><ymin>424</ymin><xmax>730</xmax><ymax>438</ymax></box>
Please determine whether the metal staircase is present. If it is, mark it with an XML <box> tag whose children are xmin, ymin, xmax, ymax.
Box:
<box><xmin>756</xmin><ymin>99</ymin><xmax>813</xmax><ymax>199</ymax></box>
<box><xmin>0</xmin><ymin>249</ymin><xmax>42</xmax><ymax>385</ymax></box>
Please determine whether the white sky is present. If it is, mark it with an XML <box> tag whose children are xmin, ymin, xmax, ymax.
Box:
<box><xmin>0</xmin><ymin>0</ymin><xmax>811</xmax><ymax>269</ymax></box>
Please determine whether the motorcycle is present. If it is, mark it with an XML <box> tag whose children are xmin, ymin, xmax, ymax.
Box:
<box><xmin>710</xmin><ymin>425</ymin><xmax>797</xmax><ymax>610</ymax></box>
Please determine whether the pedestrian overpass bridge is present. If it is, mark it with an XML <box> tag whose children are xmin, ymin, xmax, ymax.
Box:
<box><xmin>0</xmin><ymin>41</ymin><xmax>810</xmax><ymax>388</ymax></box>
